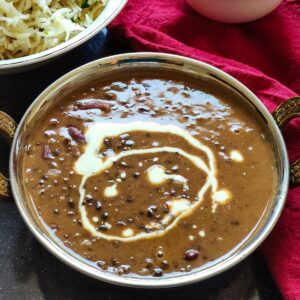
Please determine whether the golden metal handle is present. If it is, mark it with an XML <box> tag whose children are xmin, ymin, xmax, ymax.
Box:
<box><xmin>290</xmin><ymin>159</ymin><xmax>300</xmax><ymax>186</ymax></box>
<box><xmin>0</xmin><ymin>111</ymin><xmax>17</xmax><ymax>198</ymax></box>
<box><xmin>272</xmin><ymin>97</ymin><xmax>300</xmax><ymax>186</ymax></box>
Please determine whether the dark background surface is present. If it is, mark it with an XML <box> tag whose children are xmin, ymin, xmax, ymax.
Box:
<box><xmin>0</xmin><ymin>31</ymin><xmax>282</xmax><ymax>300</ymax></box>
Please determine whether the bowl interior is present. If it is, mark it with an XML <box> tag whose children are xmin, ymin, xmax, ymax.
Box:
<box><xmin>10</xmin><ymin>53</ymin><xmax>289</xmax><ymax>287</ymax></box>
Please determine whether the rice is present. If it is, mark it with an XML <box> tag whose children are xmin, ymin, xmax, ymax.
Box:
<box><xmin>0</xmin><ymin>0</ymin><xmax>107</xmax><ymax>59</ymax></box>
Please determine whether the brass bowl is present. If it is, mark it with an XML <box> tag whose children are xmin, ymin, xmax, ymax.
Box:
<box><xmin>0</xmin><ymin>53</ymin><xmax>299</xmax><ymax>287</ymax></box>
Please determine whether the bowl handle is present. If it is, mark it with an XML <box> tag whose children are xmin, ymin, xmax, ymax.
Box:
<box><xmin>272</xmin><ymin>97</ymin><xmax>300</xmax><ymax>186</ymax></box>
<box><xmin>0</xmin><ymin>98</ymin><xmax>298</xmax><ymax>195</ymax></box>
<box><xmin>0</xmin><ymin>111</ymin><xmax>17</xmax><ymax>198</ymax></box>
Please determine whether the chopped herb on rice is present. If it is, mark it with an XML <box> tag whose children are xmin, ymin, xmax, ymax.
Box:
<box><xmin>0</xmin><ymin>0</ymin><xmax>107</xmax><ymax>59</ymax></box>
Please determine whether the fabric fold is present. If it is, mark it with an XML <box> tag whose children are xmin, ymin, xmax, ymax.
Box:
<box><xmin>108</xmin><ymin>1</ymin><xmax>300</xmax><ymax>298</ymax></box>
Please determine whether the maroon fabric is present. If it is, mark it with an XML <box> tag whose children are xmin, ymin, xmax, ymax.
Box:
<box><xmin>108</xmin><ymin>0</ymin><xmax>300</xmax><ymax>298</ymax></box>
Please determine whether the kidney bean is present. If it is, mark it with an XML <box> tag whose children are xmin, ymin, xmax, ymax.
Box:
<box><xmin>133</xmin><ymin>172</ymin><xmax>140</xmax><ymax>178</ymax></box>
<box><xmin>42</xmin><ymin>145</ymin><xmax>53</xmax><ymax>159</ymax></box>
<box><xmin>152</xmin><ymin>268</ymin><xmax>163</xmax><ymax>277</ymax></box>
<box><xmin>50</xmin><ymin>224</ymin><xmax>59</xmax><ymax>231</ymax></box>
<box><xmin>145</xmin><ymin>258</ymin><xmax>154</xmax><ymax>268</ymax></box>
<box><xmin>67</xmin><ymin>126</ymin><xmax>86</xmax><ymax>143</ymax></box>
<box><xmin>183</xmin><ymin>249</ymin><xmax>199</xmax><ymax>261</ymax></box>
<box><xmin>96</xmin><ymin>261</ymin><xmax>108</xmax><ymax>270</ymax></box>
<box><xmin>102</xmin><ymin>212</ymin><xmax>109</xmax><ymax>219</ymax></box>
<box><xmin>161</xmin><ymin>260</ymin><xmax>169</xmax><ymax>269</ymax></box>
<box><xmin>119</xmin><ymin>265</ymin><xmax>131</xmax><ymax>274</ymax></box>
<box><xmin>75</xmin><ymin>100</ymin><xmax>113</xmax><ymax>112</ymax></box>
<box><xmin>95</xmin><ymin>201</ymin><xmax>102</xmax><ymax>210</ymax></box>
<box><xmin>117</xmin><ymin>221</ymin><xmax>127</xmax><ymax>227</ymax></box>
<box><xmin>98</xmin><ymin>224</ymin><xmax>108</xmax><ymax>231</ymax></box>
<box><xmin>147</xmin><ymin>205</ymin><xmax>157</xmax><ymax>217</ymax></box>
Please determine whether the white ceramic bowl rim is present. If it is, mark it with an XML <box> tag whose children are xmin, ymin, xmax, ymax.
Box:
<box><xmin>0</xmin><ymin>0</ymin><xmax>127</xmax><ymax>70</ymax></box>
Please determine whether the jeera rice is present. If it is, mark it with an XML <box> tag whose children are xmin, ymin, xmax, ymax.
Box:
<box><xmin>0</xmin><ymin>0</ymin><xmax>107</xmax><ymax>59</ymax></box>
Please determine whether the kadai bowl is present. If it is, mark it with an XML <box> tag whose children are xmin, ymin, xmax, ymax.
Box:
<box><xmin>0</xmin><ymin>53</ymin><xmax>299</xmax><ymax>287</ymax></box>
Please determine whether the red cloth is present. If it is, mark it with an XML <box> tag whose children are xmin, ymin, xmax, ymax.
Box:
<box><xmin>108</xmin><ymin>0</ymin><xmax>300</xmax><ymax>298</ymax></box>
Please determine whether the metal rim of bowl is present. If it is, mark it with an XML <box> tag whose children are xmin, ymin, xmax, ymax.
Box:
<box><xmin>0</xmin><ymin>0</ymin><xmax>127</xmax><ymax>71</ymax></box>
<box><xmin>9</xmin><ymin>52</ymin><xmax>289</xmax><ymax>288</ymax></box>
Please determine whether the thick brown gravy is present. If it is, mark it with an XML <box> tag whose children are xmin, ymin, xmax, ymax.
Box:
<box><xmin>22</xmin><ymin>70</ymin><xmax>277</xmax><ymax>277</ymax></box>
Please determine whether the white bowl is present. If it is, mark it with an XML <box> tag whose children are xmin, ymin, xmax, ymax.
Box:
<box><xmin>0</xmin><ymin>0</ymin><xmax>127</xmax><ymax>74</ymax></box>
<box><xmin>186</xmin><ymin>0</ymin><xmax>283</xmax><ymax>23</ymax></box>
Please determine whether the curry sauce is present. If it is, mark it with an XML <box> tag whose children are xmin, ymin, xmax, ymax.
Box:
<box><xmin>22</xmin><ymin>70</ymin><xmax>277</xmax><ymax>277</ymax></box>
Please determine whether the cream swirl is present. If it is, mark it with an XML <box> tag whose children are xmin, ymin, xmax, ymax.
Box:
<box><xmin>74</xmin><ymin>122</ymin><xmax>230</xmax><ymax>242</ymax></box>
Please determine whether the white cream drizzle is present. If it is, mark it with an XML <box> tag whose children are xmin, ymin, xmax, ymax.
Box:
<box><xmin>122</xmin><ymin>228</ymin><xmax>134</xmax><ymax>237</ymax></box>
<box><xmin>92</xmin><ymin>216</ymin><xmax>99</xmax><ymax>223</ymax></box>
<box><xmin>74</xmin><ymin>122</ymin><xmax>230</xmax><ymax>242</ymax></box>
<box><xmin>213</xmin><ymin>189</ymin><xmax>232</xmax><ymax>205</ymax></box>
<box><xmin>147</xmin><ymin>165</ymin><xmax>188</xmax><ymax>189</ymax></box>
<box><xmin>199</xmin><ymin>230</ymin><xmax>206</xmax><ymax>237</ymax></box>
<box><xmin>230</xmin><ymin>150</ymin><xmax>244</xmax><ymax>162</ymax></box>
<box><xmin>103</xmin><ymin>184</ymin><xmax>118</xmax><ymax>197</ymax></box>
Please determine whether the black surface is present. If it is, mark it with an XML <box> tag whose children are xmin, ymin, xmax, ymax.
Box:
<box><xmin>0</xmin><ymin>31</ymin><xmax>282</xmax><ymax>300</ymax></box>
